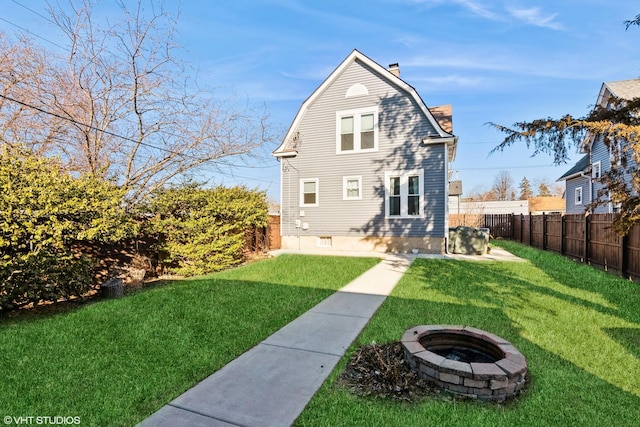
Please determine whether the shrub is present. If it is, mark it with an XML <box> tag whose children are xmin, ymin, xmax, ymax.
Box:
<box><xmin>148</xmin><ymin>184</ymin><xmax>269</xmax><ymax>275</ymax></box>
<box><xmin>0</xmin><ymin>148</ymin><xmax>135</xmax><ymax>310</ymax></box>
<box><xmin>0</xmin><ymin>251</ymin><xmax>94</xmax><ymax>310</ymax></box>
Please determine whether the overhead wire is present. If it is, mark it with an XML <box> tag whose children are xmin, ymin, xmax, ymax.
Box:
<box><xmin>0</xmin><ymin>3</ymin><xmax>279</xmax><ymax>185</ymax></box>
<box><xmin>3</xmin><ymin>1</ymin><xmax>552</xmax><ymax>185</ymax></box>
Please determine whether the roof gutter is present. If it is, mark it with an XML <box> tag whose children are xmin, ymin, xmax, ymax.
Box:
<box><xmin>422</xmin><ymin>135</ymin><xmax>458</xmax><ymax>162</ymax></box>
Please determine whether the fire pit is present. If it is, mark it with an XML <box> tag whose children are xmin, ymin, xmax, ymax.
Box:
<box><xmin>401</xmin><ymin>325</ymin><xmax>527</xmax><ymax>401</ymax></box>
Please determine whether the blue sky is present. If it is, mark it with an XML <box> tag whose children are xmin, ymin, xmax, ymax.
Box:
<box><xmin>2</xmin><ymin>0</ymin><xmax>640</xmax><ymax>202</ymax></box>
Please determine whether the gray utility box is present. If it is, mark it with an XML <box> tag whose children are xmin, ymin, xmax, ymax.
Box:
<box><xmin>448</xmin><ymin>226</ymin><xmax>490</xmax><ymax>255</ymax></box>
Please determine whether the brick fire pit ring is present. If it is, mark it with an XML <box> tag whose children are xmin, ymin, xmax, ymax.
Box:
<box><xmin>401</xmin><ymin>325</ymin><xmax>527</xmax><ymax>401</ymax></box>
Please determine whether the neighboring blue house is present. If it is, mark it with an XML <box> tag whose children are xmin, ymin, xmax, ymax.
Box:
<box><xmin>558</xmin><ymin>79</ymin><xmax>640</xmax><ymax>214</ymax></box>
<box><xmin>272</xmin><ymin>50</ymin><xmax>458</xmax><ymax>253</ymax></box>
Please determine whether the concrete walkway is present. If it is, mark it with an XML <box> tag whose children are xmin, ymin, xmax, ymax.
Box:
<box><xmin>139</xmin><ymin>254</ymin><xmax>415</xmax><ymax>427</ymax></box>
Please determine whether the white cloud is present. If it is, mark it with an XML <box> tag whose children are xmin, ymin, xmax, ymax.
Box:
<box><xmin>412</xmin><ymin>74</ymin><xmax>486</xmax><ymax>88</ymax></box>
<box><xmin>452</xmin><ymin>0</ymin><xmax>500</xmax><ymax>20</ymax></box>
<box><xmin>508</xmin><ymin>7</ymin><xmax>565</xmax><ymax>30</ymax></box>
<box><xmin>405</xmin><ymin>0</ymin><xmax>565</xmax><ymax>30</ymax></box>
<box><xmin>405</xmin><ymin>53</ymin><xmax>519</xmax><ymax>73</ymax></box>
<box><xmin>407</xmin><ymin>0</ymin><xmax>500</xmax><ymax>20</ymax></box>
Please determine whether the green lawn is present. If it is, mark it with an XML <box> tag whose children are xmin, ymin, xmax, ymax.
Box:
<box><xmin>296</xmin><ymin>241</ymin><xmax>640</xmax><ymax>426</ymax></box>
<box><xmin>0</xmin><ymin>254</ymin><xmax>380</xmax><ymax>427</ymax></box>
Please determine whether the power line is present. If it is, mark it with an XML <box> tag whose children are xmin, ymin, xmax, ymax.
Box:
<box><xmin>0</xmin><ymin>16</ymin><xmax>67</xmax><ymax>51</ymax></box>
<box><xmin>1</xmin><ymin>3</ymin><xmax>280</xmax><ymax>188</ymax></box>
<box><xmin>455</xmin><ymin>164</ymin><xmax>557</xmax><ymax>171</ymax></box>
<box><xmin>0</xmin><ymin>93</ymin><xmax>189</xmax><ymax>157</ymax></box>
<box><xmin>0</xmin><ymin>93</ymin><xmax>278</xmax><ymax>184</ymax></box>
<box><xmin>11</xmin><ymin>0</ymin><xmax>53</xmax><ymax>23</ymax></box>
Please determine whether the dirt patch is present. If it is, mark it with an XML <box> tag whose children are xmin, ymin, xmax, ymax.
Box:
<box><xmin>337</xmin><ymin>342</ymin><xmax>440</xmax><ymax>402</ymax></box>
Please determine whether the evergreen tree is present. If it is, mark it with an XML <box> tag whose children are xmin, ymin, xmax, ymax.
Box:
<box><xmin>519</xmin><ymin>177</ymin><xmax>533</xmax><ymax>200</ymax></box>
<box><xmin>538</xmin><ymin>183</ymin><xmax>552</xmax><ymax>197</ymax></box>
<box><xmin>491</xmin><ymin>15</ymin><xmax>639</xmax><ymax>233</ymax></box>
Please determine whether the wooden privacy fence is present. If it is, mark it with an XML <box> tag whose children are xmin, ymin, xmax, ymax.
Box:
<box><xmin>245</xmin><ymin>215</ymin><xmax>281</xmax><ymax>252</ymax></box>
<box><xmin>482</xmin><ymin>213</ymin><xmax>640</xmax><ymax>281</ymax></box>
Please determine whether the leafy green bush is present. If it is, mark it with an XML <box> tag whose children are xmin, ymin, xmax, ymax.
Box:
<box><xmin>0</xmin><ymin>148</ymin><xmax>135</xmax><ymax>310</ymax></box>
<box><xmin>148</xmin><ymin>184</ymin><xmax>269</xmax><ymax>276</ymax></box>
<box><xmin>0</xmin><ymin>251</ymin><xmax>94</xmax><ymax>310</ymax></box>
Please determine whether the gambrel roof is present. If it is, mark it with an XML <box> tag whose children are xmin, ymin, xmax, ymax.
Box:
<box><xmin>273</xmin><ymin>49</ymin><xmax>457</xmax><ymax>161</ymax></box>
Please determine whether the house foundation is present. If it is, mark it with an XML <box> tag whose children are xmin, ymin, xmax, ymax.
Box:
<box><xmin>281</xmin><ymin>235</ymin><xmax>445</xmax><ymax>254</ymax></box>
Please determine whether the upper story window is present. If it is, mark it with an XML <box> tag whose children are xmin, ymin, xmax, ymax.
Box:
<box><xmin>575</xmin><ymin>187</ymin><xmax>583</xmax><ymax>205</ymax></box>
<box><xmin>592</xmin><ymin>161</ymin><xmax>601</xmax><ymax>180</ymax></box>
<box><xmin>336</xmin><ymin>107</ymin><xmax>378</xmax><ymax>154</ymax></box>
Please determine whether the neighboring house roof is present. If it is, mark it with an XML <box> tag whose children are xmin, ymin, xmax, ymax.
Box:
<box><xmin>597</xmin><ymin>78</ymin><xmax>640</xmax><ymax>106</ymax></box>
<box><xmin>557</xmin><ymin>154</ymin><xmax>589</xmax><ymax>181</ymax></box>
<box><xmin>272</xmin><ymin>49</ymin><xmax>458</xmax><ymax>161</ymax></box>
<box><xmin>529</xmin><ymin>196</ymin><xmax>565</xmax><ymax>213</ymax></box>
<box><xmin>582</xmin><ymin>78</ymin><xmax>640</xmax><ymax>152</ymax></box>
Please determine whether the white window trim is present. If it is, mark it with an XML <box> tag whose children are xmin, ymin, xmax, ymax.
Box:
<box><xmin>384</xmin><ymin>169</ymin><xmax>425</xmax><ymax>218</ymax></box>
<box><xmin>300</xmin><ymin>178</ymin><xmax>319</xmax><ymax>207</ymax></box>
<box><xmin>575</xmin><ymin>187</ymin><xmax>583</xmax><ymax>205</ymax></box>
<box><xmin>343</xmin><ymin>176</ymin><xmax>362</xmax><ymax>200</ymax></box>
<box><xmin>592</xmin><ymin>161</ymin><xmax>601</xmax><ymax>179</ymax></box>
<box><xmin>336</xmin><ymin>106</ymin><xmax>379</xmax><ymax>154</ymax></box>
<box><xmin>317</xmin><ymin>236</ymin><xmax>332</xmax><ymax>247</ymax></box>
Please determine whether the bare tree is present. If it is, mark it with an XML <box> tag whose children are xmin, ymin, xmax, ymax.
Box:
<box><xmin>2</xmin><ymin>0</ymin><xmax>274</xmax><ymax>202</ymax></box>
<box><xmin>491</xmin><ymin>170</ymin><xmax>515</xmax><ymax>201</ymax></box>
<box><xmin>0</xmin><ymin>33</ymin><xmax>67</xmax><ymax>153</ymax></box>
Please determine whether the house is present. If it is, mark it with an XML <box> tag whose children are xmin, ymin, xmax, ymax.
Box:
<box><xmin>558</xmin><ymin>79</ymin><xmax>640</xmax><ymax>214</ymax></box>
<box><xmin>448</xmin><ymin>200</ymin><xmax>530</xmax><ymax>216</ymax></box>
<box><xmin>528</xmin><ymin>196</ymin><xmax>565</xmax><ymax>215</ymax></box>
<box><xmin>272</xmin><ymin>50</ymin><xmax>458</xmax><ymax>253</ymax></box>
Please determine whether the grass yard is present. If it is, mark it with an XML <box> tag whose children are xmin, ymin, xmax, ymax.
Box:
<box><xmin>296</xmin><ymin>241</ymin><xmax>640</xmax><ymax>426</ymax></box>
<box><xmin>0</xmin><ymin>254</ymin><xmax>380</xmax><ymax>427</ymax></box>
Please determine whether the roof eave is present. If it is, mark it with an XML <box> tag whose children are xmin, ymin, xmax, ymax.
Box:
<box><xmin>422</xmin><ymin>135</ymin><xmax>458</xmax><ymax>162</ymax></box>
<box><xmin>273</xmin><ymin>150</ymin><xmax>298</xmax><ymax>158</ymax></box>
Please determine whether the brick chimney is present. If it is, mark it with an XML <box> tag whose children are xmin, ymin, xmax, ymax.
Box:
<box><xmin>388</xmin><ymin>63</ymin><xmax>400</xmax><ymax>78</ymax></box>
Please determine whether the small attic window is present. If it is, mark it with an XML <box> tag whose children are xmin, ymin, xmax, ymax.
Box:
<box><xmin>346</xmin><ymin>83</ymin><xmax>368</xmax><ymax>98</ymax></box>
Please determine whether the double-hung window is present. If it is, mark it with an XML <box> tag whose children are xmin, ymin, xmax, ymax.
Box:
<box><xmin>336</xmin><ymin>107</ymin><xmax>378</xmax><ymax>153</ymax></box>
<box><xmin>575</xmin><ymin>187</ymin><xmax>583</xmax><ymax>205</ymax></box>
<box><xmin>343</xmin><ymin>176</ymin><xmax>362</xmax><ymax>200</ymax></box>
<box><xmin>385</xmin><ymin>170</ymin><xmax>424</xmax><ymax>218</ymax></box>
<box><xmin>592</xmin><ymin>161</ymin><xmax>601</xmax><ymax>180</ymax></box>
<box><xmin>300</xmin><ymin>178</ymin><xmax>319</xmax><ymax>207</ymax></box>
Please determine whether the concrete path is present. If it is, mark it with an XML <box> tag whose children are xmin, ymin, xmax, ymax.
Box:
<box><xmin>138</xmin><ymin>254</ymin><xmax>415</xmax><ymax>427</ymax></box>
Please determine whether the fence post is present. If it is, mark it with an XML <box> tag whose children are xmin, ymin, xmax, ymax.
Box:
<box><xmin>561</xmin><ymin>214</ymin><xmax>566</xmax><ymax>255</ymax></box>
<box><xmin>621</xmin><ymin>233</ymin><xmax>629</xmax><ymax>279</ymax></box>
<box><xmin>510</xmin><ymin>213</ymin><xmax>515</xmax><ymax>240</ymax></box>
<box><xmin>528</xmin><ymin>214</ymin><xmax>533</xmax><ymax>247</ymax></box>
<box><xmin>584</xmin><ymin>214</ymin><xmax>590</xmax><ymax>263</ymax></box>
<box><xmin>542</xmin><ymin>212</ymin><xmax>547</xmax><ymax>250</ymax></box>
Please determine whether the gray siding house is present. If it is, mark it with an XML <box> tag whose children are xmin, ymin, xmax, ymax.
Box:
<box><xmin>273</xmin><ymin>50</ymin><xmax>458</xmax><ymax>253</ymax></box>
<box><xmin>559</xmin><ymin>79</ymin><xmax>640</xmax><ymax>214</ymax></box>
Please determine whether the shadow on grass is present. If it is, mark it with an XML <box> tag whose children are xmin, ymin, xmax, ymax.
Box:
<box><xmin>605</xmin><ymin>327</ymin><xmax>640</xmax><ymax>359</ymax></box>
<box><xmin>493</xmin><ymin>240</ymin><xmax>640</xmax><ymax>323</ymax></box>
<box><xmin>299</xmin><ymin>257</ymin><xmax>640</xmax><ymax>426</ymax></box>
<box><xmin>302</xmin><ymin>304</ymin><xmax>640</xmax><ymax>427</ymax></box>
<box><xmin>390</xmin><ymin>258</ymin><xmax>640</xmax><ymax>399</ymax></box>
<box><xmin>0</xmin><ymin>254</ymin><xmax>380</xmax><ymax>427</ymax></box>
